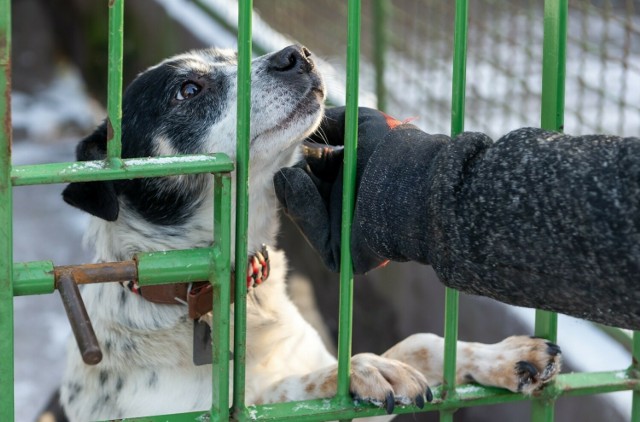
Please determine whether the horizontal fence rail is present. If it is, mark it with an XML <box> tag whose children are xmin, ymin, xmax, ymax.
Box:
<box><xmin>1</xmin><ymin>0</ymin><xmax>639</xmax><ymax>421</ymax></box>
<box><xmin>12</xmin><ymin>247</ymin><xmax>224</xmax><ymax>297</ymax></box>
<box><xmin>11</xmin><ymin>154</ymin><xmax>234</xmax><ymax>186</ymax></box>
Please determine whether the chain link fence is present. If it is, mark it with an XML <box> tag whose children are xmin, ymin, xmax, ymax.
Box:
<box><xmin>254</xmin><ymin>0</ymin><xmax>639</xmax><ymax>138</ymax></box>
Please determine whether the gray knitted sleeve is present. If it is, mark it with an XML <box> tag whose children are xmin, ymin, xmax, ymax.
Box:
<box><xmin>358</xmin><ymin>127</ymin><xmax>640</xmax><ymax>329</ymax></box>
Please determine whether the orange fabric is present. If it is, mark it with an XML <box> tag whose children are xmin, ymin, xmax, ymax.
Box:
<box><xmin>381</xmin><ymin>112</ymin><xmax>402</xmax><ymax>129</ymax></box>
<box><xmin>382</xmin><ymin>112</ymin><xmax>418</xmax><ymax>129</ymax></box>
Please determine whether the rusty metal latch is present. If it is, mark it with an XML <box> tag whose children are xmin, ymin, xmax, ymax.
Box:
<box><xmin>54</xmin><ymin>261</ymin><xmax>138</xmax><ymax>365</ymax></box>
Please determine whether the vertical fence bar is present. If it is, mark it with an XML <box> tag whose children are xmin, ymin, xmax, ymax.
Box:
<box><xmin>372</xmin><ymin>0</ymin><xmax>388</xmax><ymax>111</ymax></box>
<box><xmin>450</xmin><ymin>0</ymin><xmax>469</xmax><ymax>138</ymax></box>
<box><xmin>534</xmin><ymin>312</ymin><xmax>558</xmax><ymax>342</ymax></box>
<box><xmin>335</xmin><ymin>0</ymin><xmax>361</xmax><ymax>415</ymax></box>
<box><xmin>107</xmin><ymin>0</ymin><xmax>124</xmax><ymax>163</ymax></box>
<box><xmin>233</xmin><ymin>0</ymin><xmax>252</xmax><ymax>418</ymax></box>
<box><xmin>211</xmin><ymin>174</ymin><xmax>232</xmax><ymax>422</ymax></box>
<box><xmin>533</xmin><ymin>0</ymin><xmax>566</xmax><ymax>420</ymax></box>
<box><xmin>631</xmin><ymin>331</ymin><xmax>640</xmax><ymax>421</ymax></box>
<box><xmin>0</xmin><ymin>0</ymin><xmax>12</xmax><ymax>419</ymax></box>
<box><xmin>540</xmin><ymin>0</ymin><xmax>567</xmax><ymax>132</ymax></box>
<box><xmin>532</xmin><ymin>312</ymin><xmax>557</xmax><ymax>421</ymax></box>
<box><xmin>440</xmin><ymin>2</ymin><xmax>468</xmax><ymax>421</ymax></box>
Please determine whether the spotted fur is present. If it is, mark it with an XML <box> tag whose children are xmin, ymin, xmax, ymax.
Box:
<box><xmin>59</xmin><ymin>45</ymin><xmax>561</xmax><ymax>421</ymax></box>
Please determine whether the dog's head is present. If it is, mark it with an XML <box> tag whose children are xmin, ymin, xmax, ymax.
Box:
<box><xmin>63</xmin><ymin>45</ymin><xmax>325</xmax><ymax>227</ymax></box>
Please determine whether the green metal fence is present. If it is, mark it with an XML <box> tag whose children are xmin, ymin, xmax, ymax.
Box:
<box><xmin>2</xmin><ymin>0</ymin><xmax>640</xmax><ymax>421</ymax></box>
<box><xmin>252</xmin><ymin>0</ymin><xmax>640</xmax><ymax>139</ymax></box>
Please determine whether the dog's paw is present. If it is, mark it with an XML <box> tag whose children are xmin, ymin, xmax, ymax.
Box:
<box><xmin>350</xmin><ymin>353</ymin><xmax>432</xmax><ymax>414</ymax></box>
<box><xmin>477</xmin><ymin>336</ymin><xmax>562</xmax><ymax>394</ymax></box>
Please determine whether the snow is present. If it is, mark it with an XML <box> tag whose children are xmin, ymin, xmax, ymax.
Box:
<box><xmin>11</xmin><ymin>65</ymin><xmax>100</xmax><ymax>141</ymax></box>
<box><xmin>153</xmin><ymin>0</ymin><xmax>238</xmax><ymax>49</ymax></box>
<box><xmin>125</xmin><ymin>155</ymin><xmax>220</xmax><ymax>166</ymax></box>
<box><xmin>57</xmin><ymin>161</ymin><xmax>105</xmax><ymax>174</ymax></box>
<box><xmin>455</xmin><ymin>384</ymin><xmax>485</xmax><ymax>395</ymax></box>
<box><xmin>290</xmin><ymin>399</ymin><xmax>333</xmax><ymax>412</ymax></box>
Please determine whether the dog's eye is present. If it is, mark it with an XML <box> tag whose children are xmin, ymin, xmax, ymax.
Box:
<box><xmin>176</xmin><ymin>81</ymin><xmax>201</xmax><ymax>101</ymax></box>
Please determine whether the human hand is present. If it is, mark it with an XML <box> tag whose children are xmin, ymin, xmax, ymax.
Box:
<box><xmin>274</xmin><ymin>106</ymin><xmax>428</xmax><ymax>273</ymax></box>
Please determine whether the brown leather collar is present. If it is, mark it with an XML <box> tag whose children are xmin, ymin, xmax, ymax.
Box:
<box><xmin>121</xmin><ymin>245</ymin><xmax>270</xmax><ymax>319</ymax></box>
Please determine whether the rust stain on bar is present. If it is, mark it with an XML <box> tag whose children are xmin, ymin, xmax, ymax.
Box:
<box><xmin>106</xmin><ymin>117</ymin><xmax>114</xmax><ymax>142</ymax></box>
<box><xmin>2</xmin><ymin>56</ymin><xmax>11</xmax><ymax>157</ymax></box>
<box><xmin>54</xmin><ymin>261</ymin><xmax>138</xmax><ymax>285</ymax></box>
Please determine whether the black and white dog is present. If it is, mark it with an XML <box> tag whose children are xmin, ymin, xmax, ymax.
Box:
<box><xmin>59</xmin><ymin>45</ymin><xmax>561</xmax><ymax>421</ymax></box>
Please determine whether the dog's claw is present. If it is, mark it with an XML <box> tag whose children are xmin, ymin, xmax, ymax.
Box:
<box><xmin>415</xmin><ymin>394</ymin><xmax>425</xmax><ymax>409</ymax></box>
<box><xmin>384</xmin><ymin>391</ymin><xmax>395</xmax><ymax>414</ymax></box>
<box><xmin>515</xmin><ymin>360</ymin><xmax>539</xmax><ymax>392</ymax></box>
<box><xmin>540</xmin><ymin>360</ymin><xmax>559</xmax><ymax>382</ymax></box>
<box><xmin>426</xmin><ymin>386</ymin><xmax>433</xmax><ymax>402</ymax></box>
<box><xmin>516</xmin><ymin>361</ymin><xmax>538</xmax><ymax>377</ymax></box>
<box><xmin>546</xmin><ymin>342</ymin><xmax>562</xmax><ymax>356</ymax></box>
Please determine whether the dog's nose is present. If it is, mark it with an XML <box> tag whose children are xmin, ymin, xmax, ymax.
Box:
<box><xmin>269</xmin><ymin>45</ymin><xmax>314</xmax><ymax>74</ymax></box>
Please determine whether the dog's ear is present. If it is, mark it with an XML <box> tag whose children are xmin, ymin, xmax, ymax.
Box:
<box><xmin>62</xmin><ymin>123</ymin><xmax>120</xmax><ymax>222</ymax></box>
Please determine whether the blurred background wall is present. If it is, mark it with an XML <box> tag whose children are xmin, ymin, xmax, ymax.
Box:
<box><xmin>10</xmin><ymin>1</ymin><xmax>638</xmax><ymax>421</ymax></box>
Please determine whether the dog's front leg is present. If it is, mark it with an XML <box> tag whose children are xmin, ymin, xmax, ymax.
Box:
<box><xmin>382</xmin><ymin>333</ymin><xmax>562</xmax><ymax>394</ymax></box>
<box><xmin>253</xmin><ymin>353</ymin><xmax>431</xmax><ymax>414</ymax></box>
